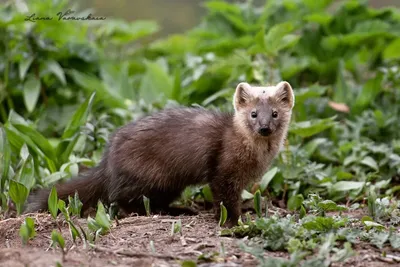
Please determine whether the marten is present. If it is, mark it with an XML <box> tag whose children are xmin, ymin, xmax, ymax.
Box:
<box><xmin>24</xmin><ymin>81</ymin><xmax>295</xmax><ymax>227</ymax></box>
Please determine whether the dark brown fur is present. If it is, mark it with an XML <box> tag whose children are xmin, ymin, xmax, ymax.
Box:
<box><xmin>24</xmin><ymin>81</ymin><xmax>295</xmax><ymax>227</ymax></box>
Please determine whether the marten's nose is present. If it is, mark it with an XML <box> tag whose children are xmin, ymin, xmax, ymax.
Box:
<box><xmin>258</xmin><ymin>127</ymin><xmax>272</xmax><ymax>136</ymax></box>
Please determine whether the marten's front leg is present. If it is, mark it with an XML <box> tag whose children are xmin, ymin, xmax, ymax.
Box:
<box><xmin>210</xmin><ymin>179</ymin><xmax>242</xmax><ymax>228</ymax></box>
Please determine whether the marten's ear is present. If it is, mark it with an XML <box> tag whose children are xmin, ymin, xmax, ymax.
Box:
<box><xmin>233</xmin><ymin>82</ymin><xmax>252</xmax><ymax>111</ymax></box>
<box><xmin>274</xmin><ymin>81</ymin><xmax>295</xmax><ymax>109</ymax></box>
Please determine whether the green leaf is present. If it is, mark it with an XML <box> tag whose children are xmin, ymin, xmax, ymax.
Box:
<box><xmin>9</xmin><ymin>180</ymin><xmax>29</xmax><ymax>215</ymax></box>
<box><xmin>383</xmin><ymin>38</ymin><xmax>400</xmax><ymax>61</ymax></box>
<box><xmin>143</xmin><ymin>195</ymin><xmax>151</xmax><ymax>216</ymax></box>
<box><xmin>363</xmin><ymin>221</ymin><xmax>385</xmax><ymax>230</ymax></box>
<box><xmin>48</xmin><ymin>186</ymin><xmax>58</xmax><ymax>219</ymax></box>
<box><xmin>41</xmin><ymin>59</ymin><xmax>66</xmax><ymax>85</ymax></box>
<box><xmin>68</xmin><ymin>70</ymin><xmax>126</xmax><ymax>109</ymax></box>
<box><xmin>317</xmin><ymin>200</ymin><xmax>347</xmax><ymax>212</ymax></box>
<box><xmin>58</xmin><ymin>199</ymin><xmax>69</xmax><ymax>220</ymax></box>
<box><xmin>389</xmin><ymin>233</ymin><xmax>400</xmax><ymax>249</ymax></box>
<box><xmin>23</xmin><ymin>75</ymin><xmax>41</xmax><ymax>113</ymax></box>
<box><xmin>62</xmin><ymin>92</ymin><xmax>96</xmax><ymax>139</ymax></box>
<box><xmin>68</xmin><ymin>191</ymin><xmax>83</xmax><ymax>217</ymax></box>
<box><xmin>360</xmin><ymin>156</ymin><xmax>379</xmax><ymax>171</ymax></box>
<box><xmin>300</xmin><ymin>205</ymin><xmax>306</xmax><ymax>219</ymax></box>
<box><xmin>19</xmin><ymin>56</ymin><xmax>35</xmax><ymax>80</ymax></box>
<box><xmin>241</xmin><ymin>190</ymin><xmax>254</xmax><ymax>200</ymax></box>
<box><xmin>219</xmin><ymin>202</ymin><xmax>228</xmax><ymax>227</ymax></box>
<box><xmin>94</xmin><ymin>201</ymin><xmax>111</xmax><ymax>234</ymax></box>
<box><xmin>254</xmin><ymin>190</ymin><xmax>262</xmax><ymax>218</ymax></box>
<box><xmin>259</xmin><ymin>167</ymin><xmax>278</xmax><ymax>192</ymax></box>
<box><xmin>139</xmin><ymin>59</ymin><xmax>173</xmax><ymax>104</ymax></box>
<box><xmin>332</xmin><ymin>181</ymin><xmax>365</xmax><ymax>192</ymax></box>
<box><xmin>201</xmin><ymin>185</ymin><xmax>214</xmax><ymax>202</ymax></box>
<box><xmin>19</xmin><ymin>217</ymin><xmax>36</xmax><ymax>245</ymax></box>
<box><xmin>353</xmin><ymin>74</ymin><xmax>383</xmax><ymax>114</ymax></box>
<box><xmin>16</xmin><ymin>155</ymin><xmax>35</xmax><ymax>190</ymax></box>
<box><xmin>51</xmin><ymin>230</ymin><xmax>65</xmax><ymax>249</ymax></box>
<box><xmin>181</xmin><ymin>261</ymin><xmax>197</xmax><ymax>267</ymax></box>
<box><xmin>333</xmin><ymin>60</ymin><xmax>348</xmax><ymax>103</ymax></box>
<box><xmin>0</xmin><ymin>127</ymin><xmax>11</xmax><ymax>190</ymax></box>
<box><xmin>264</xmin><ymin>22</ymin><xmax>299</xmax><ymax>56</ymax></box>
<box><xmin>12</xmin><ymin>123</ymin><xmax>56</xmax><ymax>161</ymax></box>
<box><xmin>289</xmin><ymin>116</ymin><xmax>337</xmax><ymax>138</ymax></box>
<box><xmin>287</xmin><ymin>194</ymin><xmax>304</xmax><ymax>211</ymax></box>
<box><xmin>68</xmin><ymin>221</ymin><xmax>80</xmax><ymax>243</ymax></box>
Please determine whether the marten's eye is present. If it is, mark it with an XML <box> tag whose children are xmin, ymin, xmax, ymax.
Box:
<box><xmin>272</xmin><ymin>111</ymin><xmax>278</xmax><ymax>118</ymax></box>
<box><xmin>251</xmin><ymin>111</ymin><xmax>257</xmax><ymax>118</ymax></box>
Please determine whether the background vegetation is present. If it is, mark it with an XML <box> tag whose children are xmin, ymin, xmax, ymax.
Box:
<box><xmin>1</xmin><ymin>0</ymin><xmax>400</xmax><ymax>265</ymax></box>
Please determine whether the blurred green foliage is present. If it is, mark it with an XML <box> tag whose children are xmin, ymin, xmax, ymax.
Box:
<box><xmin>0</xmin><ymin>0</ymin><xmax>399</xmax><ymax>234</ymax></box>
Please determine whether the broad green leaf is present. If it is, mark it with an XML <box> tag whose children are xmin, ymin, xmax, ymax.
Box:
<box><xmin>62</xmin><ymin>92</ymin><xmax>96</xmax><ymax>139</ymax></box>
<box><xmin>360</xmin><ymin>156</ymin><xmax>379</xmax><ymax>171</ymax></box>
<box><xmin>51</xmin><ymin>230</ymin><xmax>65</xmax><ymax>249</ymax></box>
<box><xmin>68</xmin><ymin>191</ymin><xmax>83</xmax><ymax>217</ymax></box>
<box><xmin>302</xmin><ymin>216</ymin><xmax>336</xmax><ymax>232</ymax></box>
<box><xmin>16</xmin><ymin>155</ymin><xmax>35</xmax><ymax>190</ymax></box>
<box><xmin>289</xmin><ymin>116</ymin><xmax>337</xmax><ymax>138</ymax></box>
<box><xmin>58</xmin><ymin>199</ymin><xmax>69</xmax><ymax>220</ymax></box>
<box><xmin>68</xmin><ymin>70</ymin><xmax>125</xmax><ymax>109</ymax></box>
<box><xmin>139</xmin><ymin>59</ymin><xmax>173</xmax><ymax>104</ymax></box>
<box><xmin>264</xmin><ymin>22</ymin><xmax>299</xmax><ymax>56</ymax></box>
<box><xmin>383</xmin><ymin>38</ymin><xmax>400</xmax><ymax>60</ymax></box>
<box><xmin>48</xmin><ymin>186</ymin><xmax>58</xmax><ymax>219</ymax></box>
<box><xmin>19</xmin><ymin>217</ymin><xmax>36</xmax><ymax>245</ymax></box>
<box><xmin>41</xmin><ymin>59</ymin><xmax>66</xmax><ymax>85</ymax></box>
<box><xmin>201</xmin><ymin>185</ymin><xmax>214</xmax><ymax>202</ymax></box>
<box><xmin>68</xmin><ymin>221</ymin><xmax>80</xmax><ymax>243</ymax></box>
<box><xmin>94</xmin><ymin>201</ymin><xmax>111</xmax><ymax>234</ymax></box>
<box><xmin>219</xmin><ymin>202</ymin><xmax>228</xmax><ymax>227</ymax></box>
<box><xmin>12</xmin><ymin>123</ymin><xmax>56</xmax><ymax>160</ymax></box>
<box><xmin>181</xmin><ymin>261</ymin><xmax>198</xmax><ymax>267</ymax></box>
<box><xmin>56</xmin><ymin>135</ymin><xmax>80</xmax><ymax>165</ymax></box>
<box><xmin>23</xmin><ymin>75</ymin><xmax>41</xmax><ymax>113</ymax></box>
<box><xmin>0</xmin><ymin>127</ymin><xmax>11</xmax><ymax>190</ymax></box>
<box><xmin>303</xmin><ymin>0</ymin><xmax>334</xmax><ymax>10</ymax></box>
<box><xmin>333</xmin><ymin>60</ymin><xmax>348</xmax><ymax>103</ymax></box>
<box><xmin>332</xmin><ymin>181</ymin><xmax>365</xmax><ymax>192</ymax></box>
<box><xmin>317</xmin><ymin>200</ymin><xmax>347</xmax><ymax>212</ymax></box>
<box><xmin>300</xmin><ymin>205</ymin><xmax>306</xmax><ymax>219</ymax></box>
<box><xmin>143</xmin><ymin>195</ymin><xmax>151</xmax><ymax>216</ymax></box>
<box><xmin>363</xmin><ymin>220</ymin><xmax>385</xmax><ymax>229</ymax></box>
<box><xmin>9</xmin><ymin>180</ymin><xmax>29</xmax><ymax>215</ymax></box>
<box><xmin>253</xmin><ymin>190</ymin><xmax>262</xmax><ymax>218</ymax></box>
<box><xmin>259</xmin><ymin>167</ymin><xmax>278</xmax><ymax>192</ymax></box>
<box><xmin>19</xmin><ymin>56</ymin><xmax>34</xmax><ymax>80</ymax></box>
<box><xmin>353</xmin><ymin>74</ymin><xmax>383</xmax><ymax>113</ymax></box>
<box><xmin>389</xmin><ymin>234</ymin><xmax>400</xmax><ymax>249</ymax></box>
<box><xmin>287</xmin><ymin>194</ymin><xmax>304</xmax><ymax>211</ymax></box>
<box><xmin>241</xmin><ymin>190</ymin><xmax>254</xmax><ymax>200</ymax></box>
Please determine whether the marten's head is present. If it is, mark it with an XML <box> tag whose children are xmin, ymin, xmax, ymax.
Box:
<box><xmin>233</xmin><ymin>81</ymin><xmax>295</xmax><ymax>139</ymax></box>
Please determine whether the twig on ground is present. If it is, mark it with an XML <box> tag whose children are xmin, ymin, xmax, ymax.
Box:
<box><xmin>94</xmin><ymin>246</ymin><xmax>183</xmax><ymax>260</ymax></box>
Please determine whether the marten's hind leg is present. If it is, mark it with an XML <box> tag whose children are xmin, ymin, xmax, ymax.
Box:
<box><xmin>149</xmin><ymin>190</ymin><xmax>199</xmax><ymax>216</ymax></box>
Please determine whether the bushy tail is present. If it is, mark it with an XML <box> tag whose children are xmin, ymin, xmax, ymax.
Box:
<box><xmin>24</xmin><ymin>166</ymin><xmax>107</xmax><ymax>214</ymax></box>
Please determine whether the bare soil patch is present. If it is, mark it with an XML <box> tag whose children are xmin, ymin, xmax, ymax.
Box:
<box><xmin>0</xmin><ymin>209</ymin><xmax>398</xmax><ymax>267</ymax></box>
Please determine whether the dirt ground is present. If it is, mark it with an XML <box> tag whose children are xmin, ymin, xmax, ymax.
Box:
<box><xmin>0</xmin><ymin>209</ymin><xmax>399</xmax><ymax>267</ymax></box>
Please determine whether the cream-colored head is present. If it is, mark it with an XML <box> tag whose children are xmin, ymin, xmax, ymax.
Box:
<box><xmin>233</xmin><ymin>81</ymin><xmax>295</xmax><ymax>138</ymax></box>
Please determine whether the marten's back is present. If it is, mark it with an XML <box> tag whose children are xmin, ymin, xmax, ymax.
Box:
<box><xmin>106</xmin><ymin>107</ymin><xmax>233</xmax><ymax>193</ymax></box>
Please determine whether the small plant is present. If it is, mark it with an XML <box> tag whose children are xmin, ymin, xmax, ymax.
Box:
<box><xmin>19</xmin><ymin>217</ymin><xmax>36</xmax><ymax>245</ymax></box>
<box><xmin>48</xmin><ymin>186</ymin><xmax>59</xmax><ymax>219</ymax></box>
<box><xmin>171</xmin><ymin>219</ymin><xmax>182</xmax><ymax>236</ymax></box>
<box><xmin>218</xmin><ymin>202</ymin><xmax>227</xmax><ymax>227</ymax></box>
<box><xmin>51</xmin><ymin>230</ymin><xmax>66</xmax><ymax>262</ymax></box>
<box><xmin>143</xmin><ymin>195</ymin><xmax>151</xmax><ymax>216</ymax></box>
<box><xmin>87</xmin><ymin>201</ymin><xmax>111</xmax><ymax>241</ymax></box>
